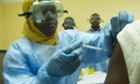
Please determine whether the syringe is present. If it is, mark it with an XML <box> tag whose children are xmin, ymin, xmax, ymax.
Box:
<box><xmin>82</xmin><ymin>44</ymin><xmax>107</xmax><ymax>52</ymax></box>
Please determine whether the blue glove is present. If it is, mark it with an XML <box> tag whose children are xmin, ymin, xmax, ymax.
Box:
<box><xmin>104</xmin><ymin>10</ymin><xmax>134</xmax><ymax>55</ymax></box>
<box><xmin>46</xmin><ymin>41</ymin><xmax>83</xmax><ymax>76</ymax></box>
<box><xmin>111</xmin><ymin>10</ymin><xmax>134</xmax><ymax>37</ymax></box>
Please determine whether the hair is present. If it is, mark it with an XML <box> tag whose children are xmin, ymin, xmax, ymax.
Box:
<box><xmin>91</xmin><ymin>13</ymin><xmax>100</xmax><ymax>17</ymax></box>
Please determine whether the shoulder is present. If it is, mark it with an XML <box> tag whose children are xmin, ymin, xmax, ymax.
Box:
<box><xmin>11</xmin><ymin>37</ymin><xmax>33</xmax><ymax>45</ymax></box>
<box><xmin>59</xmin><ymin>30</ymin><xmax>79</xmax><ymax>33</ymax></box>
<box><xmin>7</xmin><ymin>37</ymin><xmax>34</xmax><ymax>52</ymax></box>
<box><xmin>86</xmin><ymin>29</ymin><xmax>93</xmax><ymax>32</ymax></box>
<box><xmin>59</xmin><ymin>30</ymin><xmax>80</xmax><ymax>37</ymax></box>
<box><xmin>117</xmin><ymin>20</ymin><xmax>140</xmax><ymax>40</ymax></box>
<box><xmin>117</xmin><ymin>20</ymin><xmax>140</xmax><ymax>58</ymax></box>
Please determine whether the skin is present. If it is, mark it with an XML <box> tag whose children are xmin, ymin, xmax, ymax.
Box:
<box><xmin>104</xmin><ymin>40</ymin><xmax>129</xmax><ymax>84</ymax></box>
<box><xmin>33</xmin><ymin>1</ymin><xmax>58</xmax><ymax>36</ymax></box>
<box><xmin>90</xmin><ymin>13</ymin><xmax>101</xmax><ymax>31</ymax></box>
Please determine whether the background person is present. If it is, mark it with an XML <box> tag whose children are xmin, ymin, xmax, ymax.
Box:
<box><xmin>87</xmin><ymin>13</ymin><xmax>104</xmax><ymax>32</ymax></box>
<box><xmin>83</xmin><ymin>13</ymin><xmax>109</xmax><ymax>72</ymax></box>
<box><xmin>62</xmin><ymin>16</ymin><xmax>77</xmax><ymax>30</ymax></box>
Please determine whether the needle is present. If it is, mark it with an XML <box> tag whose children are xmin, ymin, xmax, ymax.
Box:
<box><xmin>82</xmin><ymin>44</ymin><xmax>107</xmax><ymax>52</ymax></box>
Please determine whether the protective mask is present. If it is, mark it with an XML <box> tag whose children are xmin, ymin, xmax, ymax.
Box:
<box><xmin>30</xmin><ymin>0</ymin><xmax>64</xmax><ymax>23</ymax></box>
<box><xmin>63</xmin><ymin>18</ymin><xmax>76</xmax><ymax>29</ymax></box>
<box><xmin>89</xmin><ymin>15</ymin><xmax>101</xmax><ymax>24</ymax></box>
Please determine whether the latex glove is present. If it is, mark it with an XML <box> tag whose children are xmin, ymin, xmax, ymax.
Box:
<box><xmin>111</xmin><ymin>10</ymin><xmax>134</xmax><ymax>38</ymax></box>
<box><xmin>104</xmin><ymin>10</ymin><xmax>134</xmax><ymax>54</ymax></box>
<box><xmin>46</xmin><ymin>41</ymin><xmax>83</xmax><ymax>76</ymax></box>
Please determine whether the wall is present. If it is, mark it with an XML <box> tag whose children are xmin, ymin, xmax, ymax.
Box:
<box><xmin>0</xmin><ymin>1</ymin><xmax>4</xmax><ymax>49</ymax></box>
<box><xmin>4</xmin><ymin>2</ymin><xmax>24</xmax><ymax>49</ymax></box>
<box><xmin>1</xmin><ymin>0</ymin><xmax>140</xmax><ymax>49</ymax></box>
<box><xmin>59</xmin><ymin>0</ymin><xmax>140</xmax><ymax>31</ymax></box>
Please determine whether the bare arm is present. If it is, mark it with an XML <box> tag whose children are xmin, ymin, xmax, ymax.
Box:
<box><xmin>104</xmin><ymin>40</ymin><xmax>129</xmax><ymax>84</ymax></box>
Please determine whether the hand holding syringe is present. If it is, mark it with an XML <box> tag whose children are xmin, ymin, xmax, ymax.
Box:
<box><xmin>82</xmin><ymin>44</ymin><xmax>107</xmax><ymax>52</ymax></box>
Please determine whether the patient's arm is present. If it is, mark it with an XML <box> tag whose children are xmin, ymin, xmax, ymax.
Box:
<box><xmin>104</xmin><ymin>40</ymin><xmax>129</xmax><ymax>84</ymax></box>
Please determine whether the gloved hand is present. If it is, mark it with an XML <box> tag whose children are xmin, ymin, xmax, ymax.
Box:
<box><xmin>46</xmin><ymin>41</ymin><xmax>83</xmax><ymax>77</ymax></box>
<box><xmin>111</xmin><ymin>10</ymin><xmax>134</xmax><ymax>38</ymax></box>
<box><xmin>104</xmin><ymin>10</ymin><xmax>134</xmax><ymax>55</ymax></box>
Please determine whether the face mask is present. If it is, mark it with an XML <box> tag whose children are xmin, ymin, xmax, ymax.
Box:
<box><xmin>63</xmin><ymin>18</ymin><xmax>76</xmax><ymax>29</ymax></box>
<box><xmin>30</xmin><ymin>0</ymin><xmax>64</xmax><ymax>23</ymax></box>
<box><xmin>89</xmin><ymin>15</ymin><xmax>101</xmax><ymax>24</ymax></box>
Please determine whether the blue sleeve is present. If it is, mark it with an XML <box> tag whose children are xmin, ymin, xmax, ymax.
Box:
<box><xmin>78</xmin><ymin>31</ymin><xmax>110</xmax><ymax>63</ymax></box>
<box><xmin>59</xmin><ymin>30</ymin><xmax>110</xmax><ymax>63</ymax></box>
<box><xmin>3</xmin><ymin>43</ymin><xmax>66</xmax><ymax>84</ymax></box>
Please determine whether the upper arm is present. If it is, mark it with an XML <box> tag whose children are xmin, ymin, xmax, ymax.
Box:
<box><xmin>104</xmin><ymin>40</ymin><xmax>129</xmax><ymax>84</ymax></box>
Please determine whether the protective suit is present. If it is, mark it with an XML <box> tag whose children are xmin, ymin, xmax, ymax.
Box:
<box><xmin>3</xmin><ymin>30</ymin><xmax>109</xmax><ymax>84</ymax></box>
<box><xmin>83</xmin><ymin>13</ymin><xmax>109</xmax><ymax>72</ymax></box>
<box><xmin>83</xmin><ymin>28</ymin><xmax>109</xmax><ymax>72</ymax></box>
